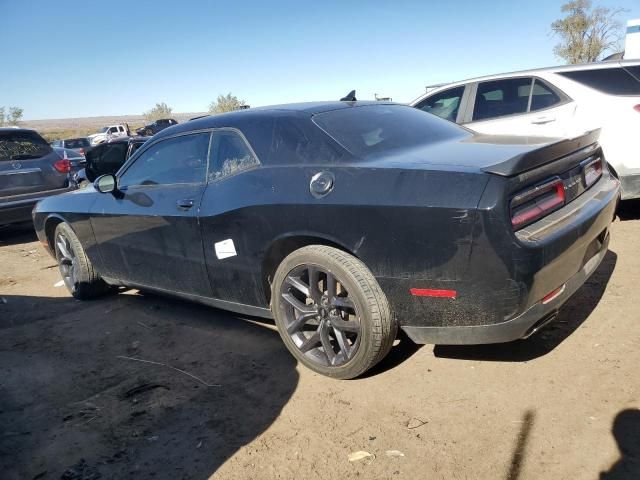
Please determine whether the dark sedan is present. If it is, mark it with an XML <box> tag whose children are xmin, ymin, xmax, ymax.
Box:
<box><xmin>1</xmin><ymin>128</ymin><xmax>73</xmax><ymax>226</ymax></box>
<box><xmin>135</xmin><ymin>118</ymin><xmax>177</xmax><ymax>136</ymax></box>
<box><xmin>33</xmin><ymin>102</ymin><xmax>619</xmax><ymax>378</ymax></box>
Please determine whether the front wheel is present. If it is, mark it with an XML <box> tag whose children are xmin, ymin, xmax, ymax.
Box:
<box><xmin>272</xmin><ymin>245</ymin><xmax>396</xmax><ymax>379</ymax></box>
<box><xmin>54</xmin><ymin>222</ymin><xmax>111</xmax><ymax>299</ymax></box>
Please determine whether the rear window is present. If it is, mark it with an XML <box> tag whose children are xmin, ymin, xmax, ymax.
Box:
<box><xmin>623</xmin><ymin>65</ymin><xmax>640</xmax><ymax>82</ymax></box>
<box><xmin>558</xmin><ymin>67</ymin><xmax>640</xmax><ymax>95</ymax></box>
<box><xmin>0</xmin><ymin>130</ymin><xmax>52</xmax><ymax>161</ymax></box>
<box><xmin>65</xmin><ymin>138</ymin><xmax>90</xmax><ymax>148</ymax></box>
<box><xmin>312</xmin><ymin>105</ymin><xmax>466</xmax><ymax>158</ymax></box>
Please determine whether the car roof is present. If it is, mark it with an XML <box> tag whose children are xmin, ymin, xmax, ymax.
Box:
<box><xmin>412</xmin><ymin>59</ymin><xmax>640</xmax><ymax>102</ymax></box>
<box><xmin>158</xmin><ymin>101</ymin><xmax>396</xmax><ymax>138</ymax></box>
<box><xmin>102</xmin><ymin>136</ymin><xmax>149</xmax><ymax>144</ymax></box>
<box><xmin>0</xmin><ymin>127</ymin><xmax>37</xmax><ymax>133</ymax></box>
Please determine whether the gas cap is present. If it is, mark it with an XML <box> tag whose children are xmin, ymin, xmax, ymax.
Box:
<box><xmin>309</xmin><ymin>171</ymin><xmax>335</xmax><ymax>198</ymax></box>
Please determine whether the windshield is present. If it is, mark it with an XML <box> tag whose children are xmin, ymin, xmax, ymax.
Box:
<box><xmin>0</xmin><ymin>130</ymin><xmax>52</xmax><ymax>161</ymax></box>
<box><xmin>312</xmin><ymin>104</ymin><xmax>467</xmax><ymax>158</ymax></box>
<box><xmin>99</xmin><ymin>127</ymin><xmax>109</xmax><ymax>133</ymax></box>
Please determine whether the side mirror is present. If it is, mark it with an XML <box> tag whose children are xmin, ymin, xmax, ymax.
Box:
<box><xmin>94</xmin><ymin>174</ymin><xmax>117</xmax><ymax>194</ymax></box>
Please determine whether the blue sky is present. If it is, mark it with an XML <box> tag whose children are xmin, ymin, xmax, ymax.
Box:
<box><xmin>3</xmin><ymin>0</ymin><xmax>640</xmax><ymax>120</ymax></box>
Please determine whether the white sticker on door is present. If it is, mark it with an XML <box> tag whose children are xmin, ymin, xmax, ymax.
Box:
<box><xmin>215</xmin><ymin>239</ymin><xmax>237</xmax><ymax>260</ymax></box>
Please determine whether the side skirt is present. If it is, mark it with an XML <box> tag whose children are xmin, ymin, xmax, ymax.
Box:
<box><xmin>102</xmin><ymin>277</ymin><xmax>274</xmax><ymax>319</ymax></box>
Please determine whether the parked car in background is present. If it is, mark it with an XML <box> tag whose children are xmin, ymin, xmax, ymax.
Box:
<box><xmin>88</xmin><ymin>124</ymin><xmax>130</xmax><ymax>146</ymax></box>
<box><xmin>70</xmin><ymin>136</ymin><xmax>149</xmax><ymax>188</ymax></box>
<box><xmin>1</xmin><ymin>128</ymin><xmax>73</xmax><ymax>226</ymax></box>
<box><xmin>50</xmin><ymin>137</ymin><xmax>91</xmax><ymax>156</ymax></box>
<box><xmin>53</xmin><ymin>147</ymin><xmax>85</xmax><ymax>186</ymax></box>
<box><xmin>135</xmin><ymin>118</ymin><xmax>178</xmax><ymax>136</ymax></box>
<box><xmin>33</xmin><ymin>102</ymin><xmax>619</xmax><ymax>379</ymax></box>
<box><xmin>411</xmin><ymin>59</ymin><xmax>640</xmax><ymax>199</ymax></box>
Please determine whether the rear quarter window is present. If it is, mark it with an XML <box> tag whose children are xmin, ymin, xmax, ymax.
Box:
<box><xmin>558</xmin><ymin>67</ymin><xmax>640</xmax><ymax>95</ymax></box>
<box><xmin>0</xmin><ymin>131</ymin><xmax>52</xmax><ymax>161</ymax></box>
<box><xmin>312</xmin><ymin>104</ymin><xmax>467</xmax><ymax>158</ymax></box>
<box><xmin>65</xmin><ymin>138</ymin><xmax>90</xmax><ymax>149</ymax></box>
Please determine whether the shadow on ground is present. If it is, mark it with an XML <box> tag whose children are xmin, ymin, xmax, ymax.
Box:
<box><xmin>600</xmin><ymin>409</ymin><xmax>640</xmax><ymax>479</ymax></box>
<box><xmin>0</xmin><ymin>222</ymin><xmax>38</xmax><ymax>247</ymax></box>
<box><xmin>0</xmin><ymin>291</ymin><xmax>298</xmax><ymax>480</ymax></box>
<box><xmin>433</xmin><ymin>250</ymin><xmax>617</xmax><ymax>362</ymax></box>
<box><xmin>616</xmin><ymin>199</ymin><xmax>640</xmax><ymax>222</ymax></box>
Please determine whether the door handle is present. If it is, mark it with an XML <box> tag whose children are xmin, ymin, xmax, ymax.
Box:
<box><xmin>176</xmin><ymin>199</ymin><xmax>195</xmax><ymax>210</ymax></box>
<box><xmin>531</xmin><ymin>116</ymin><xmax>556</xmax><ymax>125</ymax></box>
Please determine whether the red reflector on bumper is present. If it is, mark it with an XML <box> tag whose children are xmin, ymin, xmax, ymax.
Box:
<box><xmin>541</xmin><ymin>284</ymin><xmax>566</xmax><ymax>304</ymax></box>
<box><xmin>410</xmin><ymin>288</ymin><xmax>457</xmax><ymax>299</ymax></box>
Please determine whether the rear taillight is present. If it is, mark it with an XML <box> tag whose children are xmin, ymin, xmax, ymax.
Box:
<box><xmin>582</xmin><ymin>157</ymin><xmax>602</xmax><ymax>188</ymax></box>
<box><xmin>53</xmin><ymin>159</ymin><xmax>71</xmax><ymax>173</ymax></box>
<box><xmin>511</xmin><ymin>177</ymin><xmax>565</xmax><ymax>230</ymax></box>
<box><xmin>634</xmin><ymin>104</ymin><xmax>640</xmax><ymax>113</ymax></box>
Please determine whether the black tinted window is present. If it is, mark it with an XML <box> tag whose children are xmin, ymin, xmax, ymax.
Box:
<box><xmin>473</xmin><ymin>78</ymin><xmax>533</xmax><ymax>121</ymax></box>
<box><xmin>623</xmin><ymin>65</ymin><xmax>640</xmax><ymax>82</ymax></box>
<box><xmin>120</xmin><ymin>133</ymin><xmax>210</xmax><ymax>187</ymax></box>
<box><xmin>416</xmin><ymin>86</ymin><xmax>465</xmax><ymax>122</ymax></box>
<box><xmin>65</xmin><ymin>138</ymin><xmax>90</xmax><ymax>148</ymax></box>
<box><xmin>530</xmin><ymin>79</ymin><xmax>562</xmax><ymax>111</ymax></box>
<box><xmin>209</xmin><ymin>131</ymin><xmax>259</xmax><ymax>181</ymax></box>
<box><xmin>0</xmin><ymin>130</ymin><xmax>51</xmax><ymax>161</ymax></box>
<box><xmin>558</xmin><ymin>68</ymin><xmax>640</xmax><ymax>95</ymax></box>
<box><xmin>313</xmin><ymin>105</ymin><xmax>466</xmax><ymax>158</ymax></box>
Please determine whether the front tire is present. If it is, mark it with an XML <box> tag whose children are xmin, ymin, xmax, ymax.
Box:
<box><xmin>272</xmin><ymin>245</ymin><xmax>396</xmax><ymax>379</ymax></box>
<box><xmin>54</xmin><ymin>222</ymin><xmax>110</xmax><ymax>299</ymax></box>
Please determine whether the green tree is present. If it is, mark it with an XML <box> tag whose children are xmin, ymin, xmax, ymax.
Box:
<box><xmin>7</xmin><ymin>107</ymin><xmax>23</xmax><ymax>125</ymax></box>
<box><xmin>551</xmin><ymin>0</ymin><xmax>626</xmax><ymax>64</ymax></box>
<box><xmin>144</xmin><ymin>102</ymin><xmax>173</xmax><ymax>121</ymax></box>
<box><xmin>208</xmin><ymin>93</ymin><xmax>246</xmax><ymax>114</ymax></box>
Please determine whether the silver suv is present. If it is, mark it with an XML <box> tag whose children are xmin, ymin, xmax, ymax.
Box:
<box><xmin>1</xmin><ymin>128</ymin><xmax>73</xmax><ymax>226</ymax></box>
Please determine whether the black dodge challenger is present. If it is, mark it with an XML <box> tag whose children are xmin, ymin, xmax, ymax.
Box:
<box><xmin>33</xmin><ymin>101</ymin><xmax>620</xmax><ymax>379</ymax></box>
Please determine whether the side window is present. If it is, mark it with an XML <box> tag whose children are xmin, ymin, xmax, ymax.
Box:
<box><xmin>416</xmin><ymin>86</ymin><xmax>465</xmax><ymax>122</ymax></box>
<box><xmin>119</xmin><ymin>132</ymin><xmax>210</xmax><ymax>187</ymax></box>
<box><xmin>208</xmin><ymin>131</ymin><xmax>259</xmax><ymax>181</ymax></box>
<box><xmin>472</xmin><ymin>77</ymin><xmax>533</xmax><ymax>121</ymax></box>
<box><xmin>530</xmin><ymin>79</ymin><xmax>562</xmax><ymax>111</ymax></box>
<box><xmin>558</xmin><ymin>68</ymin><xmax>640</xmax><ymax>95</ymax></box>
<box><xmin>118</xmin><ymin>126</ymin><xmax>125</xmax><ymax>133</ymax></box>
<box><xmin>108</xmin><ymin>127</ymin><xmax>118</xmax><ymax>134</ymax></box>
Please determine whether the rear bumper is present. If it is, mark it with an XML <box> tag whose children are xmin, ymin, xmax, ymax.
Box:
<box><xmin>402</xmin><ymin>231</ymin><xmax>609</xmax><ymax>344</ymax></box>
<box><xmin>0</xmin><ymin>187</ymin><xmax>72</xmax><ymax>225</ymax></box>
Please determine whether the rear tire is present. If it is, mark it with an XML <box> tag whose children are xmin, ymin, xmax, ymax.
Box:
<box><xmin>54</xmin><ymin>222</ymin><xmax>110</xmax><ymax>300</ymax></box>
<box><xmin>272</xmin><ymin>245</ymin><xmax>396</xmax><ymax>379</ymax></box>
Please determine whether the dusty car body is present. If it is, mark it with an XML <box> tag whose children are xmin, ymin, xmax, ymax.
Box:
<box><xmin>33</xmin><ymin>102</ymin><xmax>619</xmax><ymax>378</ymax></box>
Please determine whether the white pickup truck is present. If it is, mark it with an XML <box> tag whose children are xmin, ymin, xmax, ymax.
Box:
<box><xmin>88</xmin><ymin>124</ymin><xmax>130</xmax><ymax>146</ymax></box>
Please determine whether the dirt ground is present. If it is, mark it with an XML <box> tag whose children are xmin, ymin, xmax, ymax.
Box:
<box><xmin>1</xmin><ymin>204</ymin><xmax>639</xmax><ymax>480</ymax></box>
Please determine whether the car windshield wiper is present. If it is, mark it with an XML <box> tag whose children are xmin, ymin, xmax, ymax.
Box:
<box><xmin>10</xmin><ymin>154</ymin><xmax>43</xmax><ymax>160</ymax></box>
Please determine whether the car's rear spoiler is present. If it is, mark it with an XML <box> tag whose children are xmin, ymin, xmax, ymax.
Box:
<box><xmin>481</xmin><ymin>129</ymin><xmax>601</xmax><ymax>177</ymax></box>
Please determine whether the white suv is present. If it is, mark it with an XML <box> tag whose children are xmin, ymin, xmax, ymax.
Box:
<box><xmin>410</xmin><ymin>60</ymin><xmax>640</xmax><ymax>199</ymax></box>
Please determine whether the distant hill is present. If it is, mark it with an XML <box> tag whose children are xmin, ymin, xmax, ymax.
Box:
<box><xmin>21</xmin><ymin>112</ymin><xmax>207</xmax><ymax>141</ymax></box>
